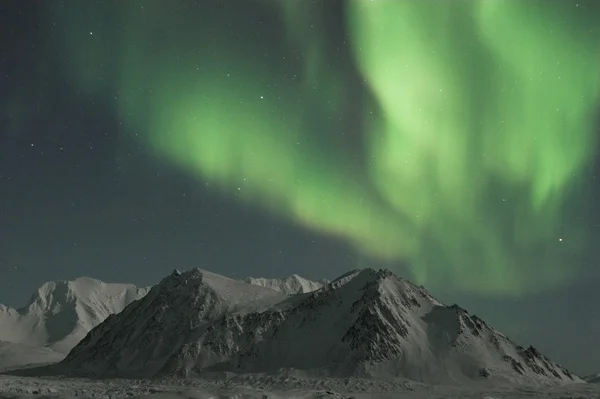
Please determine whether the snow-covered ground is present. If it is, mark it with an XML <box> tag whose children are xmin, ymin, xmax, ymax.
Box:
<box><xmin>2</xmin><ymin>374</ymin><xmax>600</xmax><ymax>399</ymax></box>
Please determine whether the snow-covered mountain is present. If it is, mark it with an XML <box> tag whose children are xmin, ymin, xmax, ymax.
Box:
<box><xmin>0</xmin><ymin>271</ymin><xmax>323</xmax><ymax>356</ymax></box>
<box><xmin>53</xmin><ymin>268</ymin><xmax>580</xmax><ymax>384</ymax></box>
<box><xmin>0</xmin><ymin>277</ymin><xmax>149</xmax><ymax>354</ymax></box>
<box><xmin>244</xmin><ymin>274</ymin><xmax>328</xmax><ymax>294</ymax></box>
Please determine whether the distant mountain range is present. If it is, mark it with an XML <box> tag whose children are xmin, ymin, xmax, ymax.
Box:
<box><xmin>17</xmin><ymin>268</ymin><xmax>579</xmax><ymax>385</ymax></box>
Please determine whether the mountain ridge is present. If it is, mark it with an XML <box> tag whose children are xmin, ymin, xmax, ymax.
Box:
<box><xmin>46</xmin><ymin>267</ymin><xmax>580</xmax><ymax>385</ymax></box>
<box><xmin>244</xmin><ymin>274</ymin><xmax>329</xmax><ymax>294</ymax></box>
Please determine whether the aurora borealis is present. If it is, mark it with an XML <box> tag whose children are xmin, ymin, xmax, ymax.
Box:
<box><xmin>39</xmin><ymin>0</ymin><xmax>600</xmax><ymax>296</ymax></box>
<box><xmin>2</xmin><ymin>0</ymin><xmax>600</xmax><ymax>374</ymax></box>
<box><xmin>348</xmin><ymin>0</ymin><xmax>600</xmax><ymax>293</ymax></box>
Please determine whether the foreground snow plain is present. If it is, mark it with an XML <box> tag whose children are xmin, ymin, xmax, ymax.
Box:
<box><xmin>2</xmin><ymin>374</ymin><xmax>600</xmax><ymax>399</ymax></box>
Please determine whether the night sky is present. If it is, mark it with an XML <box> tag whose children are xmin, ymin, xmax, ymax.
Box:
<box><xmin>1</xmin><ymin>0</ymin><xmax>600</xmax><ymax>375</ymax></box>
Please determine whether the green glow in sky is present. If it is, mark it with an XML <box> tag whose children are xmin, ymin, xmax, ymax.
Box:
<box><xmin>347</xmin><ymin>0</ymin><xmax>600</xmax><ymax>293</ymax></box>
<box><xmin>44</xmin><ymin>0</ymin><xmax>600</xmax><ymax>296</ymax></box>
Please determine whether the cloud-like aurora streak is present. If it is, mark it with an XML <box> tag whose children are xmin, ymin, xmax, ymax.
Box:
<box><xmin>347</xmin><ymin>0</ymin><xmax>600</xmax><ymax>292</ymax></box>
<box><xmin>44</xmin><ymin>0</ymin><xmax>600</xmax><ymax>296</ymax></box>
<box><xmin>350</xmin><ymin>0</ymin><xmax>600</xmax><ymax>292</ymax></box>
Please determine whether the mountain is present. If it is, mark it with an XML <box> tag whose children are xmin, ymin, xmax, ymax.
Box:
<box><xmin>0</xmin><ymin>271</ymin><xmax>322</xmax><ymax>357</ymax></box>
<box><xmin>0</xmin><ymin>277</ymin><xmax>149</xmax><ymax>354</ymax></box>
<box><xmin>244</xmin><ymin>274</ymin><xmax>328</xmax><ymax>294</ymax></box>
<box><xmin>50</xmin><ymin>268</ymin><xmax>580</xmax><ymax>384</ymax></box>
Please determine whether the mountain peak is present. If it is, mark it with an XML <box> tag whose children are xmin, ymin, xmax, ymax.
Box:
<box><xmin>171</xmin><ymin>269</ymin><xmax>182</xmax><ymax>277</ymax></box>
<box><xmin>154</xmin><ymin>267</ymin><xmax>286</xmax><ymax>315</ymax></box>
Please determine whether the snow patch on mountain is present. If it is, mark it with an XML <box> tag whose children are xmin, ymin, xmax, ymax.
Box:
<box><xmin>244</xmin><ymin>274</ymin><xmax>328</xmax><ymax>294</ymax></box>
<box><xmin>0</xmin><ymin>277</ymin><xmax>149</xmax><ymax>353</ymax></box>
<box><xmin>52</xmin><ymin>268</ymin><xmax>581</xmax><ymax>385</ymax></box>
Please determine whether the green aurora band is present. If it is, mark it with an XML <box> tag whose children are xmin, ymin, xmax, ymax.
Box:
<box><xmin>42</xmin><ymin>0</ymin><xmax>600</xmax><ymax>296</ymax></box>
